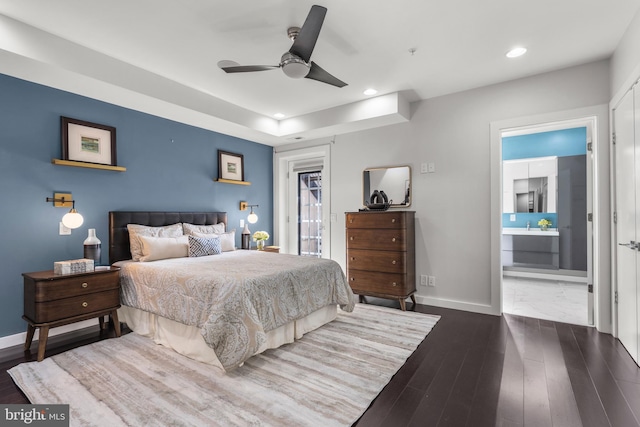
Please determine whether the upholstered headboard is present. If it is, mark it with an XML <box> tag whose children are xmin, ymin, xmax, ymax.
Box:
<box><xmin>108</xmin><ymin>211</ymin><xmax>228</xmax><ymax>265</ymax></box>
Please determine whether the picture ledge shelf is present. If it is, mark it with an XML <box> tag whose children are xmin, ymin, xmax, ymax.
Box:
<box><xmin>52</xmin><ymin>159</ymin><xmax>126</xmax><ymax>172</ymax></box>
<box><xmin>215</xmin><ymin>178</ymin><xmax>251</xmax><ymax>186</ymax></box>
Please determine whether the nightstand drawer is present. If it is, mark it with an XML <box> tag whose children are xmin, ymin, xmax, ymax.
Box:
<box><xmin>347</xmin><ymin>249</ymin><xmax>406</xmax><ymax>274</ymax></box>
<box><xmin>347</xmin><ymin>270</ymin><xmax>410</xmax><ymax>297</ymax></box>
<box><xmin>27</xmin><ymin>289</ymin><xmax>120</xmax><ymax>323</ymax></box>
<box><xmin>30</xmin><ymin>270</ymin><xmax>120</xmax><ymax>302</ymax></box>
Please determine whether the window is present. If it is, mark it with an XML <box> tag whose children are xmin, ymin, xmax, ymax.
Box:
<box><xmin>298</xmin><ymin>171</ymin><xmax>322</xmax><ymax>257</ymax></box>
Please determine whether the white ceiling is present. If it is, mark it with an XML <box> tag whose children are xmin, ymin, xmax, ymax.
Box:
<box><xmin>0</xmin><ymin>0</ymin><xmax>638</xmax><ymax>145</ymax></box>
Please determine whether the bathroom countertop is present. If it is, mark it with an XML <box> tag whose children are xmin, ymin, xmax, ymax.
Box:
<box><xmin>502</xmin><ymin>227</ymin><xmax>559</xmax><ymax>236</ymax></box>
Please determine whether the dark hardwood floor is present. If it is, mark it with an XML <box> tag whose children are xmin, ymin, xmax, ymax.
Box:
<box><xmin>1</xmin><ymin>301</ymin><xmax>639</xmax><ymax>427</ymax></box>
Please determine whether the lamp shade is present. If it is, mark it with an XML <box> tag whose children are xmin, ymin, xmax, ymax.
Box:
<box><xmin>62</xmin><ymin>209</ymin><xmax>84</xmax><ymax>229</ymax></box>
<box><xmin>247</xmin><ymin>211</ymin><xmax>258</xmax><ymax>224</ymax></box>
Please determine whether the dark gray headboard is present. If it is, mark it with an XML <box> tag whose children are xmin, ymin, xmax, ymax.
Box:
<box><xmin>108</xmin><ymin>211</ymin><xmax>228</xmax><ymax>265</ymax></box>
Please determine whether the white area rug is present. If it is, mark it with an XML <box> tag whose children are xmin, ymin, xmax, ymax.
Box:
<box><xmin>9</xmin><ymin>304</ymin><xmax>440</xmax><ymax>427</ymax></box>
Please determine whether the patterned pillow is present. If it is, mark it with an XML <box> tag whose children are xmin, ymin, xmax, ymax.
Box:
<box><xmin>127</xmin><ymin>223</ymin><xmax>183</xmax><ymax>262</ymax></box>
<box><xmin>188</xmin><ymin>235</ymin><xmax>222</xmax><ymax>257</ymax></box>
<box><xmin>183</xmin><ymin>223</ymin><xmax>225</xmax><ymax>235</ymax></box>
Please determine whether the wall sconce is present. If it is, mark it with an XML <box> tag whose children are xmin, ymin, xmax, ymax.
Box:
<box><xmin>46</xmin><ymin>192</ymin><xmax>84</xmax><ymax>229</ymax></box>
<box><xmin>239</xmin><ymin>201</ymin><xmax>259</xmax><ymax>224</ymax></box>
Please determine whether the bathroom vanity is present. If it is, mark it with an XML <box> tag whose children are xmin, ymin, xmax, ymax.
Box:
<box><xmin>502</xmin><ymin>228</ymin><xmax>559</xmax><ymax>269</ymax></box>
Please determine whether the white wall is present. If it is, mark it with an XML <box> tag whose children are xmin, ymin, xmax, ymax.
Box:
<box><xmin>611</xmin><ymin>9</ymin><xmax>640</xmax><ymax>101</ymax></box>
<box><xmin>285</xmin><ymin>59</ymin><xmax>611</xmax><ymax>315</ymax></box>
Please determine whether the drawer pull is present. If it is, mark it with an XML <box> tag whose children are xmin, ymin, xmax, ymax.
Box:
<box><xmin>392</xmin><ymin>260</ymin><xmax>397</xmax><ymax>265</ymax></box>
<box><xmin>392</xmin><ymin>282</ymin><xmax>397</xmax><ymax>286</ymax></box>
<box><xmin>391</xmin><ymin>218</ymin><xmax>396</xmax><ymax>223</ymax></box>
<box><xmin>350</xmin><ymin>277</ymin><xmax>355</xmax><ymax>281</ymax></box>
<box><xmin>349</xmin><ymin>219</ymin><xmax>353</xmax><ymax>223</ymax></box>
<box><xmin>82</xmin><ymin>302</ymin><xmax>88</xmax><ymax>308</ymax></box>
<box><xmin>81</xmin><ymin>282</ymin><xmax>88</xmax><ymax>288</ymax></box>
<box><xmin>350</xmin><ymin>257</ymin><xmax>355</xmax><ymax>261</ymax></box>
<box><xmin>392</xmin><ymin>237</ymin><xmax>396</xmax><ymax>242</ymax></box>
<box><xmin>350</xmin><ymin>236</ymin><xmax>354</xmax><ymax>241</ymax></box>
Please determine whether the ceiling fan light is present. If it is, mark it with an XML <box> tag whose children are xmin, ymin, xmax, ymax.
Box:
<box><xmin>283</xmin><ymin>62</ymin><xmax>310</xmax><ymax>79</ymax></box>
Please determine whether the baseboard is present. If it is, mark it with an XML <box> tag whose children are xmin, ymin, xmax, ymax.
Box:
<box><xmin>503</xmin><ymin>269</ymin><xmax>588</xmax><ymax>283</ymax></box>
<box><xmin>0</xmin><ymin>319</ymin><xmax>98</xmax><ymax>350</ymax></box>
<box><xmin>413</xmin><ymin>294</ymin><xmax>499</xmax><ymax>316</ymax></box>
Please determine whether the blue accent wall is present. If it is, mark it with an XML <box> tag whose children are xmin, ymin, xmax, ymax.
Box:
<box><xmin>502</xmin><ymin>213</ymin><xmax>557</xmax><ymax>229</ymax></box>
<box><xmin>502</xmin><ymin>127</ymin><xmax>587</xmax><ymax>160</ymax></box>
<box><xmin>0</xmin><ymin>73</ymin><xmax>273</xmax><ymax>338</ymax></box>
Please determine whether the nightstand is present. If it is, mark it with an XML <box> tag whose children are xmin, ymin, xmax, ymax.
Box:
<box><xmin>22</xmin><ymin>266</ymin><xmax>121</xmax><ymax>361</ymax></box>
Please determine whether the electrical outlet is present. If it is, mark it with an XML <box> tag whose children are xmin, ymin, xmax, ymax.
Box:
<box><xmin>420</xmin><ymin>275</ymin><xmax>428</xmax><ymax>286</ymax></box>
<box><xmin>428</xmin><ymin>276</ymin><xmax>436</xmax><ymax>287</ymax></box>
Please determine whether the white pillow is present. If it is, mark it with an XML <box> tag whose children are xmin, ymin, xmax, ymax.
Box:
<box><xmin>183</xmin><ymin>223</ymin><xmax>225</xmax><ymax>235</ymax></box>
<box><xmin>127</xmin><ymin>223</ymin><xmax>183</xmax><ymax>262</ymax></box>
<box><xmin>138</xmin><ymin>235</ymin><xmax>189</xmax><ymax>262</ymax></box>
<box><xmin>194</xmin><ymin>229</ymin><xmax>236</xmax><ymax>252</ymax></box>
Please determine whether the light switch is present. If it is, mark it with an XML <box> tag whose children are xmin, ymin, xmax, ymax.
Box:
<box><xmin>420</xmin><ymin>163</ymin><xmax>429</xmax><ymax>174</ymax></box>
<box><xmin>59</xmin><ymin>222</ymin><xmax>71</xmax><ymax>235</ymax></box>
<box><xmin>240</xmin><ymin>219</ymin><xmax>245</xmax><ymax>228</ymax></box>
<box><xmin>509</xmin><ymin>214</ymin><xmax>516</xmax><ymax>222</ymax></box>
<box><xmin>330</xmin><ymin>213</ymin><xmax>337</xmax><ymax>222</ymax></box>
<box><xmin>428</xmin><ymin>162</ymin><xmax>436</xmax><ymax>173</ymax></box>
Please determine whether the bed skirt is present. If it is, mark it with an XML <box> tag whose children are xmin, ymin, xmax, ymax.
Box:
<box><xmin>118</xmin><ymin>304</ymin><xmax>338</xmax><ymax>370</ymax></box>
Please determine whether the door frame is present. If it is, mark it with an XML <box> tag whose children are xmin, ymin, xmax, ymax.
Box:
<box><xmin>274</xmin><ymin>144</ymin><xmax>332</xmax><ymax>258</ymax></box>
<box><xmin>490</xmin><ymin>104</ymin><xmax>611</xmax><ymax>332</ymax></box>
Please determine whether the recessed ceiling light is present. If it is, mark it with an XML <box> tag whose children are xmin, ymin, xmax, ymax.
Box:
<box><xmin>274</xmin><ymin>113</ymin><xmax>285</xmax><ymax>119</ymax></box>
<box><xmin>363</xmin><ymin>88</ymin><xmax>378</xmax><ymax>96</ymax></box>
<box><xmin>506</xmin><ymin>47</ymin><xmax>527</xmax><ymax>58</ymax></box>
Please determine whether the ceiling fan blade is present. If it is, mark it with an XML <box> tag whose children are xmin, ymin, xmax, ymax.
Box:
<box><xmin>305</xmin><ymin>62</ymin><xmax>347</xmax><ymax>88</ymax></box>
<box><xmin>289</xmin><ymin>5</ymin><xmax>327</xmax><ymax>63</ymax></box>
<box><xmin>220</xmin><ymin>65</ymin><xmax>280</xmax><ymax>73</ymax></box>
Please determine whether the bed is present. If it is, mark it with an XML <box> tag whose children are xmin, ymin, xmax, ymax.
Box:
<box><xmin>108</xmin><ymin>211</ymin><xmax>355</xmax><ymax>371</ymax></box>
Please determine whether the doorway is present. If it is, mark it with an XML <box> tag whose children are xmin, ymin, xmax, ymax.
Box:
<box><xmin>297</xmin><ymin>170</ymin><xmax>323</xmax><ymax>257</ymax></box>
<box><xmin>500</xmin><ymin>122</ymin><xmax>594</xmax><ymax>326</ymax></box>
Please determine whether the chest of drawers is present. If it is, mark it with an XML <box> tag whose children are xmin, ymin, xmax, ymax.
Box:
<box><xmin>345</xmin><ymin>211</ymin><xmax>416</xmax><ymax>310</ymax></box>
<box><xmin>22</xmin><ymin>267</ymin><xmax>122</xmax><ymax>361</ymax></box>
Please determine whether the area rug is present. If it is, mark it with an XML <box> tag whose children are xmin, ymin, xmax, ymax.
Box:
<box><xmin>9</xmin><ymin>304</ymin><xmax>440</xmax><ymax>427</ymax></box>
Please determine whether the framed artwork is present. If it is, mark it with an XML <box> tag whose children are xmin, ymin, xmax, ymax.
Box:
<box><xmin>61</xmin><ymin>117</ymin><xmax>117</xmax><ymax>166</ymax></box>
<box><xmin>218</xmin><ymin>150</ymin><xmax>245</xmax><ymax>181</ymax></box>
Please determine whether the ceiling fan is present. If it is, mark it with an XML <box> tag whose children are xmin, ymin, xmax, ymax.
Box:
<box><xmin>218</xmin><ymin>5</ymin><xmax>347</xmax><ymax>88</ymax></box>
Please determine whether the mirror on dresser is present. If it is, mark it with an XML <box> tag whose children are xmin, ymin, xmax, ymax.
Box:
<box><xmin>363</xmin><ymin>165</ymin><xmax>411</xmax><ymax>208</ymax></box>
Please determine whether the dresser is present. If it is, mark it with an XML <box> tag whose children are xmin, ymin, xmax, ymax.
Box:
<box><xmin>345</xmin><ymin>211</ymin><xmax>416</xmax><ymax>310</ymax></box>
<box><xmin>22</xmin><ymin>267</ymin><xmax>121</xmax><ymax>361</ymax></box>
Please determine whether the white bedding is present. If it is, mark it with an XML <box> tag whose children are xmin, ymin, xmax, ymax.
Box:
<box><xmin>115</xmin><ymin>251</ymin><xmax>355</xmax><ymax>370</ymax></box>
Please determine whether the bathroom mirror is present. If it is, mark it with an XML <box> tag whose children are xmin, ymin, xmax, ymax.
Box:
<box><xmin>363</xmin><ymin>165</ymin><xmax>411</xmax><ymax>208</ymax></box>
<box><xmin>503</xmin><ymin>157</ymin><xmax>557</xmax><ymax>213</ymax></box>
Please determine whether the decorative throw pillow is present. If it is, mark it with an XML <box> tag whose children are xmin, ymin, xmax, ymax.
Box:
<box><xmin>138</xmin><ymin>235</ymin><xmax>189</xmax><ymax>262</ymax></box>
<box><xmin>194</xmin><ymin>229</ymin><xmax>236</xmax><ymax>252</ymax></box>
<box><xmin>183</xmin><ymin>222</ymin><xmax>225</xmax><ymax>236</ymax></box>
<box><xmin>127</xmin><ymin>223</ymin><xmax>183</xmax><ymax>261</ymax></box>
<box><xmin>188</xmin><ymin>235</ymin><xmax>222</xmax><ymax>257</ymax></box>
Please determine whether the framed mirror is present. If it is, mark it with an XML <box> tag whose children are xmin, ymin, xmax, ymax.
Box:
<box><xmin>363</xmin><ymin>165</ymin><xmax>411</xmax><ymax>208</ymax></box>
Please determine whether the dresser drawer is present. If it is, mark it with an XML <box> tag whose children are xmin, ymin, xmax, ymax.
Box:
<box><xmin>30</xmin><ymin>271</ymin><xmax>120</xmax><ymax>302</ymax></box>
<box><xmin>347</xmin><ymin>229</ymin><xmax>407</xmax><ymax>251</ymax></box>
<box><xmin>347</xmin><ymin>270</ymin><xmax>411</xmax><ymax>297</ymax></box>
<box><xmin>346</xmin><ymin>212</ymin><xmax>407</xmax><ymax>229</ymax></box>
<box><xmin>347</xmin><ymin>249</ymin><xmax>406</xmax><ymax>274</ymax></box>
<box><xmin>26</xmin><ymin>289</ymin><xmax>120</xmax><ymax>323</ymax></box>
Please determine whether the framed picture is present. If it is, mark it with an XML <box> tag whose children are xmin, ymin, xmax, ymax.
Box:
<box><xmin>61</xmin><ymin>117</ymin><xmax>117</xmax><ymax>166</ymax></box>
<box><xmin>218</xmin><ymin>150</ymin><xmax>245</xmax><ymax>181</ymax></box>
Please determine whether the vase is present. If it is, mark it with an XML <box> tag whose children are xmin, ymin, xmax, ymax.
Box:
<box><xmin>83</xmin><ymin>228</ymin><xmax>101</xmax><ymax>265</ymax></box>
<box><xmin>241</xmin><ymin>224</ymin><xmax>251</xmax><ymax>249</ymax></box>
<box><xmin>540</xmin><ymin>225</ymin><xmax>548</xmax><ymax>231</ymax></box>
<box><xmin>256</xmin><ymin>240</ymin><xmax>265</xmax><ymax>251</ymax></box>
